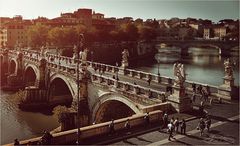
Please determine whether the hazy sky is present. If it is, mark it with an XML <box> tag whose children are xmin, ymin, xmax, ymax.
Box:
<box><xmin>0</xmin><ymin>0</ymin><xmax>239</xmax><ymax>22</ymax></box>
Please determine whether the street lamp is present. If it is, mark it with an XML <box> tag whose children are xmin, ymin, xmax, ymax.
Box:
<box><xmin>76</xmin><ymin>34</ymin><xmax>84</xmax><ymax>145</ymax></box>
<box><xmin>154</xmin><ymin>53</ymin><xmax>161</xmax><ymax>76</ymax></box>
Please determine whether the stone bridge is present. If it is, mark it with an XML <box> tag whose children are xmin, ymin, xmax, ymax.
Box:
<box><xmin>0</xmin><ymin>48</ymin><xmax>238</xmax><ymax>128</ymax></box>
<box><xmin>152</xmin><ymin>40</ymin><xmax>239</xmax><ymax>56</ymax></box>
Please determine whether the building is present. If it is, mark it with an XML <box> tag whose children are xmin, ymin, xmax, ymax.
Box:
<box><xmin>203</xmin><ymin>28</ymin><xmax>210</xmax><ymax>39</ymax></box>
<box><xmin>213</xmin><ymin>25</ymin><xmax>226</xmax><ymax>39</ymax></box>
<box><xmin>0</xmin><ymin>15</ymin><xmax>32</xmax><ymax>48</ymax></box>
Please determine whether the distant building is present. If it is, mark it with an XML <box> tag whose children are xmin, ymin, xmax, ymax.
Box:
<box><xmin>0</xmin><ymin>16</ymin><xmax>32</xmax><ymax>48</ymax></box>
<box><xmin>213</xmin><ymin>25</ymin><xmax>226</xmax><ymax>39</ymax></box>
<box><xmin>203</xmin><ymin>28</ymin><xmax>210</xmax><ymax>39</ymax></box>
<box><xmin>92</xmin><ymin>12</ymin><xmax>104</xmax><ymax>20</ymax></box>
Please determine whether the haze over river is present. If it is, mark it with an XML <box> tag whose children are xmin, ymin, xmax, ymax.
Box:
<box><xmin>1</xmin><ymin>47</ymin><xmax>239</xmax><ymax>144</ymax></box>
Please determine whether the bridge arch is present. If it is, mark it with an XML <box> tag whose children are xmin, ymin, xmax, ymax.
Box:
<box><xmin>92</xmin><ymin>92</ymin><xmax>141</xmax><ymax>123</ymax></box>
<box><xmin>24</xmin><ymin>65</ymin><xmax>39</xmax><ymax>86</ymax></box>
<box><xmin>187</xmin><ymin>44</ymin><xmax>222</xmax><ymax>55</ymax></box>
<box><xmin>49</xmin><ymin>74</ymin><xmax>76</xmax><ymax>106</ymax></box>
<box><xmin>9</xmin><ymin>59</ymin><xmax>17</xmax><ymax>74</ymax></box>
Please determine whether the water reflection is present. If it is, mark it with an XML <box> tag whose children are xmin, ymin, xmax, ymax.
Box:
<box><xmin>1</xmin><ymin>91</ymin><xmax>59</xmax><ymax>145</ymax></box>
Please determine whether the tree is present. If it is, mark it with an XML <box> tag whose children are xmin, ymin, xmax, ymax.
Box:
<box><xmin>48</xmin><ymin>27</ymin><xmax>65</xmax><ymax>46</ymax></box>
<box><xmin>27</xmin><ymin>23</ymin><xmax>50</xmax><ymax>47</ymax></box>
<box><xmin>138</xmin><ymin>26</ymin><xmax>157</xmax><ymax>41</ymax></box>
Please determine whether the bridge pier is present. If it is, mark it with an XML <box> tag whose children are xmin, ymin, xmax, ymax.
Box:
<box><xmin>167</xmin><ymin>84</ymin><xmax>192</xmax><ymax>113</ymax></box>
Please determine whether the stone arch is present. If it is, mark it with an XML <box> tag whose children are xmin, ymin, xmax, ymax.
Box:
<box><xmin>92</xmin><ymin>92</ymin><xmax>141</xmax><ymax>123</ymax></box>
<box><xmin>9</xmin><ymin>58</ymin><xmax>17</xmax><ymax>74</ymax></box>
<box><xmin>187</xmin><ymin>44</ymin><xmax>222</xmax><ymax>55</ymax></box>
<box><xmin>49</xmin><ymin>73</ymin><xmax>76</xmax><ymax>105</ymax></box>
<box><xmin>24</xmin><ymin>65</ymin><xmax>39</xmax><ymax>86</ymax></box>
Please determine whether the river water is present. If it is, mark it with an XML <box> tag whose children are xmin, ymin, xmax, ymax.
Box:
<box><xmin>0</xmin><ymin>47</ymin><xmax>239</xmax><ymax>144</ymax></box>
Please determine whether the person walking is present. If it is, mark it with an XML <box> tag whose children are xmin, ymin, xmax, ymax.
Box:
<box><xmin>144</xmin><ymin>112</ymin><xmax>150</xmax><ymax>126</ymax></box>
<box><xmin>205</xmin><ymin>116</ymin><xmax>211</xmax><ymax>132</ymax></box>
<box><xmin>163</xmin><ymin>113</ymin><xmax>168</xmax><ymax>128</ymax></box>
<box><xmin>14</xmin><ymin>139</ymin><xmax>20</xmax><ymax>145</ymax></box>
<box><xmin>174</xmin><ymin>118</ymin><xmax>179</xmax><ymax>133</ymax></box>
<box><xmin>198</xmin><ymin>118</ymin><xmax>205</xmax><ymax>136</ymax></box>
<box><xmin>147</xmin><ymin>78</ymin><xmax>151</xmax><ymax>86</ymax></box>
<box><xmin>192</xmin><ymin>83</ymin><xmax>196</xmax><ymax>93</ymax></box>
<box><xmin>109</xmin><ymin>119</ymin><xmax>115</xmax><ymax>136</ymax></box>
<box><xmin>124</xmin><ymin>119</ymin><xmax>131</xmax><ymax>134</ymax></box>
<box><xmin>192</xmin><ymin>91</ymin><xmax>196</xmax><ymax>103</ymax></box>
<box><xmin>180</xmin><ymin>119</ymin><xmax>186</xmax><ymax>135</ymax></box>
<box><xmin>40</xmin><ymin>131</ymin><xmax>53</xmax><ymax>145</ymax></box>
<box><xmin>168</xmin><ymin>122</ymin><xmax>174</xmax><ymax>141</ymax></box>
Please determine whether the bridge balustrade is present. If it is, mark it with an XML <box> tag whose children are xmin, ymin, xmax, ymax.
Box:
<box><xmin>5</xmin><ymin>49</ymin><xmax>222</xmax><ymax>99</ymax></box>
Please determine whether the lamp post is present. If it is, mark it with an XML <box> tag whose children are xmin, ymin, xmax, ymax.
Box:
<box><xmin>76</xmin><ymin>34</ymin><xmax>84</xmax><ymax>145</ymax></box>
<box><xmin>154</xmin><ymin>53</ymin><xmax>160</xmax><ymax>76</ymax></box>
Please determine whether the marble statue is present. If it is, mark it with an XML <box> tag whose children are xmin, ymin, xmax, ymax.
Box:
<box><xmin>224</xmin><ymin>58</ymin><xmax>234</xmax><ymax>78</ymax></box>
<box><xmin>121</xmin><ymin>49</ymin><xmax>129</xmax><ymax>68</ymax></box>
<box><xmin>72</xmin><ymin>45</ymin><xmax>77</xmax><ymax>59</ymax></box>
<box><xmin>80</xmin><ymin>48</ymin><xmax>88</xmax><ymax>62</ymax></box>
<box><xmin>173</xmin><ymin>62</ymin><xmax>186</xmax><ymax>86</ymax></box>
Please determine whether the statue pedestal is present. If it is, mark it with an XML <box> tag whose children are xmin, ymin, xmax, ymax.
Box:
<box><xmin>218</xmin><ymin>77</ymin><xmax>238</xmax><ymax>100</ymax></box>
<box><xmin>121</xmin><ymin>60</ymin><xmax>128</xmax><ymax>68</ymax></box>
<box><xmin>168</xmin><ymin>84</ymin><xmax>192</xmax><ymax>113</ymax></box>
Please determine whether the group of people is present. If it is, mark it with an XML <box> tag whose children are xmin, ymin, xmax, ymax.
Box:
<box><xmin>192</xmin><ymin>84</ymin><xmax>210</xmax><ymax>103</ymax></box>
<box><xmin>197</xmin><ymin>115</ymin><xmax>211</xmax><ymax>136</ymax></box>
<box><xmin>163</xmin><ymin>113</ymin><xmax>186</xmax><ymax>141</ymax></box>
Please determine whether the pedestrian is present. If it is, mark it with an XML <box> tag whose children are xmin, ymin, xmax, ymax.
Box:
<box><xmin>192</xmin><ymin>92</ymin><xmax>196</xmax><ymax>103</ymax></box>
<box><xmin>199</xmin><ymin>101</ymin><xmax>204</xmax><ymax>114</ymax></box>
<box><xmin>40</xmin><ymin>131</ymin><xmax>53</xmax><ymax>145</ymax></box>
<box><xmin>14</xmin><ymin>139</ymin><xmax>20</xmax><ymax>145</ymax></box>
<box><xmin>124</xmin><ymin>119</ymin><xmax>131</xmax><ymax>134</ymax></box>
<box><xmin>168</xmin><ymin>122</ymin><xmax>174</xmax><ymax>141</ymax></box>
<box><xmin>197</xmin><ymin>85</ymin><xmax>202</xmax><ymax>94</ymax></box>
<box><xmin>163</xmin><ymin>113</ymin><xmax>168</xmax><ymax>128</ymax></box>
<box><xmin>192</xmin><ymin>83</ymin><xmax>196</xmax><ymax>93</ymax></box>
<box><xmin>170</xmin><ymin>117</ymin><xmax>175</xmax><ymax>124</ymax></box>
<box><xmin>144</xmin><ymin>112</ymin><xmax>150</xmax><ymax>126</ymax></box>
<box><xmin>180</xmin><ymin>119</ymin><xmax>186</xmax><ymax>135</ymax></box>
<box><xmin>198</xmin><ymin>118</ymin><xmax>205</xmax><ymax>136</ymax></box>
<box><xmin>209</xmin><ymin>97</ymin><xmax>213</xmax><ymax>105</ymax></box>
<box><xmin>109</xmin><ymin>119</ymin><xmax>115</xmax><ymax>136</ymax></box>
<box><xmin>205</xmin><ymin>116</ymin><xmax>211</xmax><ymax>132</ymax></box>
<box><xmin>174</xmin><ymin>118</ymin><xmax>179</xmax><ymax>133</ymax></box>
<box><xmin>147</xmin><ymin>78</ymin><xmax>151</xmax><ymax>86</ymax></box>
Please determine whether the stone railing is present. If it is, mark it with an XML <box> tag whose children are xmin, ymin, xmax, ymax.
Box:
<box><xmin>4</xmin><ymin>110</ymin><xmax>162</xmax><ymax>146</ymax></box>
<box><xmin>91</xmin><ymin>73</ymin><xmax>166</xmax><ymax>104</ymax></box>
<box><xmin>8</xmin><ymin>49</ymin><xmax>221</xmax><ymax>97</ymax></box>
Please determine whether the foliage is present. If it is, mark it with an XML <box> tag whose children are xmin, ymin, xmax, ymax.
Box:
<box><xmin>27</xmin><ymin>24</ymin><xmax>50</xmax><ymax>47</ymax></box>
<box><xmin>11</xmin><ymin>90</ymin><xmax>27</xmax><ymax>103</ymax></box>
<box><xmin>53</xmin><ymin>105</ymin><xmax>71</xmax><ymax>123</ymax></box>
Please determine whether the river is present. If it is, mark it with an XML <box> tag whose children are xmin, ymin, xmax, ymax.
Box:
<box><xmin>0</xmin><ymin>47</ymin><xmax>239</xmax><ymax>144</ymax></box>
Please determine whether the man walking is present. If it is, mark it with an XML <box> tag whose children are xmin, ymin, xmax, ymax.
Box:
<box><xmin>174</xmin><ymin>118</ymin><xmax>179</xmax><ymax>133</ymax></box>
<box><xmin>180</xmin><ymin>119</ymin><xmax>186</xmax><ymax>135</ymax></box>
<box><xmin>168</xmin><ymin>122</ymin><xmax>174</xmax><ymax>141</ymax></box>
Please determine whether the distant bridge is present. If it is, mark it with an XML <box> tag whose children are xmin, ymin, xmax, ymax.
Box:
<box><xmin>152</xmin><ymin>40</ymin><xmax>239</xmax><ymax>56</ymax></box>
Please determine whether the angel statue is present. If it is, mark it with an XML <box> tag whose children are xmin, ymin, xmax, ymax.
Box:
<box><xmin>224</xmin><ymin>58</ymin><xmax>234</xmax><ymax>78</ymax></box>
<box><xmin>79</xmin><ymin>48</ymin><xmax>88</xmax><ymax>62</ymax></box>
<box><xmin>173</xmin><ymin>62</ymin><xmax>186</xmax><ymax>86</ymax></box>
<box><xmin>121</xmin><ymin>49</ymin><xmax>129</xmax><ymax>68</ymax></box>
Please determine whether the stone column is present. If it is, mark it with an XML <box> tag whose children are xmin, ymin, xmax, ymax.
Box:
<box><xmin>38</xmin><ymin>58</ymin><xmax>47</xmax><ymax>88</ymax></box>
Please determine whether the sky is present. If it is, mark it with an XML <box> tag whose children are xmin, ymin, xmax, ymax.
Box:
<box><xmin>0</xmin><ymin>0</ymin><xmax>239</xmax><ymax>22</ymax></box>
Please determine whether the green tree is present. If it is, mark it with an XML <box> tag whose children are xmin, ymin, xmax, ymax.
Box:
<box><xmin>27</xmin><ymin>23</ymin><xmax>50</xmax><ymax>47</ymax></box>
<box><xmin>48</xmin><ymin>27</ymin><xmax>65</xmax><ymax>46</ymax></box>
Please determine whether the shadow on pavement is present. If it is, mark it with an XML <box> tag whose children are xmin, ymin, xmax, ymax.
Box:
<box><xmin>136</xmin><ymin>137</ymin><xmax>152</xmax><ymax>143</ymax></box>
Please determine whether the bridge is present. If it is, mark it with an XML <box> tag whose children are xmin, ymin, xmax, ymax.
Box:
<box><xmin>0</xmin><ymin>47</ymin><xmax>238</xmax><ymax>145</ymax></box>
<box><xmin>151</xmin><ymin>40</ymin><xmax>239</xmax><ymax>56</ymax></box>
